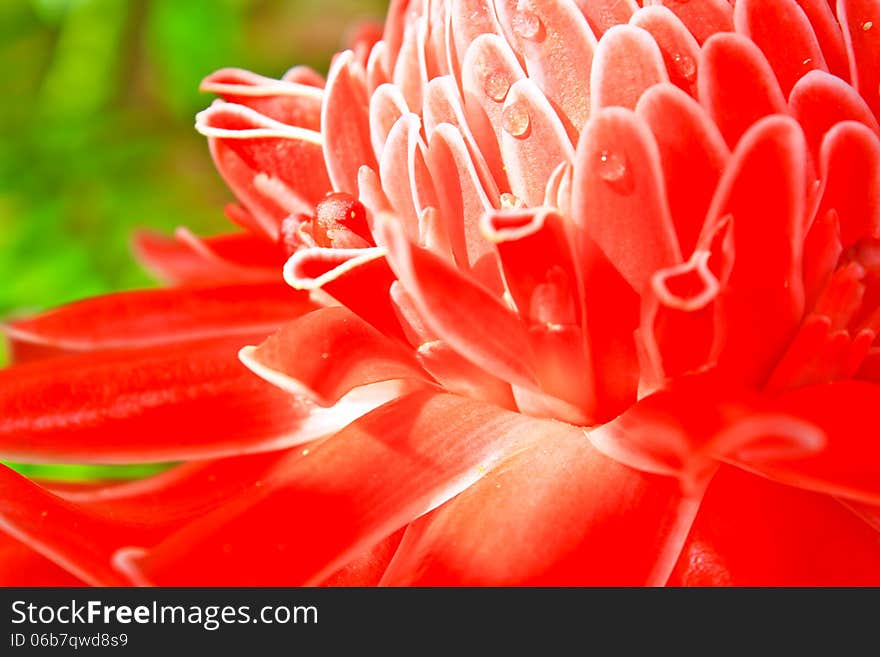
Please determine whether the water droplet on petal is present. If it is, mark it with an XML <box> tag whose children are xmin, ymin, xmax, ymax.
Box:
<box><xmin>512</xmin><ymin>9</ymin><xmax>542</xmax><ymax>40</ymax></box>
<box><xmin>483</xmin><ymin>71</ymin><xmax>510</xmax><ymax>102</ymax></box>
<box><xmin>597</xmin><ymin>149</ymin><xmax>634</xmax><ymax>194</ymax></box>
<box><xmin>502</xmin><ymin>101</ymin><xmax>530</xmax><ymax>138</ymax></box>
<box><xmin>802</xmin><ymin>57</ymin><xmax>813</xmax><ymax>66</ymax></box>
<box><xmin>671</xmin><ymin>53</ymin><xmax>696</xmax><ymax>83</ymax></box>
<box><xmin>863</xmin><ymin>20</ymin><xmax>874</xmax><ymax>31</ymax></box>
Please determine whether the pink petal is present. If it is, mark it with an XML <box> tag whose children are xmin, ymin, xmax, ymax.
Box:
<box><xmin>733</xmin><ymin>0</ymin><xmax>827</xmax><ymax>96</ymax></box>
<box><xmin>380</xmin><ymin>114</ymin><xmax>439</xmax><ymax>239</ymax></box>
<box><xmin>117</xmin><ymin>391</ymin><xmax>557</xmax><ymax>585</ymax></box>
<box><xmin>698</xmin><ymin>33</ymin><xmax>790</xmax><ymax>148</ymax></box>
<box><xmin>377</xmin><ymin>214</ymin><xmax>538</xmax><ymax>389</ymax></box>
<box><xmin>196</xmin><ymin>103</ymin><xmax>331</xmax><ymax>207</ymax></box>
<box><xmin>240</xmin><ymin>306</ymin><xmax>428</xmax><ymax>407</ymax></box>
<box><xmin>573</xmin><ymin>106</ymin><xmax>681</xmax><ymax>292</ymax></box>
<box><xmin>200</xmin><ymin>68</ymin><xmax>323</xmax><ymax>129</ymax></box>
<box><xmin>366</xmin><ymin>40</ymin><xmax>391</xmax><ymax>92</ymax></box>
<box><xmin>392</xmin><ymin>13</ymin><xmax>427</xmax><ymax>110</ymax></box>
<box><xmin>425</xmin><ymin>123</ymin><xmax>499</xmax><ymax>276</ymax></box>
<box><xmin>500</xmin><ymin>79</ymin><xmax>575</xmax><ymax>207</ymax></box>
<box><xmin>4</xmin><ymin>283</ymin><xmax>313</xmax><ymax>359</ymax></box>
<box><xmin>636</xmin><ymin>83</ymin><xmax>730</xmax><ymax>256</ymax></box>
<box><xmin>451</xmin><ymin>0</ymin><xmax>505</xmax><ymax>76</ymax></box>
<box><xmin>630</xmin><ymin>6</ymin><xmax>702</xmax><ymax>97</ymax></box>
<box><xmin>495</xmin><ymin>0</ymin><xmax>596</xmax><ymax>140</ymax></box>
<box><xmin>461</xmin><ymin>33</ymin><xmax>526</xmax><ymax>191</ymax></box>
<box><xmin>381</xmin><ymin>426</ymin><xmax>697</xmax><ymax>585</ymax></box>
<box><xmin>591</xmin><ymin>24</ymin><xmax>669</xmax><ymax>111</ymax></box>
<box><xmin>644</xmin><ymin>0</ymin><xmax>733</xmax><ymax>45</ymax></box>
<box><xmin>322</xmin><ymin>51</ymin><xmax>377</xmax><ymax>195</ymax></box>
<box><xmin>706</xmin><ymin>116</ymin><xmax>807</xmax><ymax>386</ymax></box>
<box><xmin>422</xmin><ymin>75</ymin><xmax>499</xmax><ymax>200</ymax></box>
<box><xmin>573</xmin><ymin>0</ymin><xmax>637</xmax><ymax>37</ymax></box>
<box><xmin>369</xmin><ymin>82</ymin><xmax>409</xmax><ymax>160</ymax></box>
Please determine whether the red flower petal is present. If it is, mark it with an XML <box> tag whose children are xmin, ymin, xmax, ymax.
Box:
<box><xmin>574</xmin><ymin>0</ymin><xmax>637</xmax><ymax>37</ymax></box>
<box><xmin>573</xmin><ymin>106</ymin><xmax>681</xmax><ymax>293</ymax></box>
<box><xmin>132</xmin><ymin>229</ymin><xmax>282</xmax><ymax>286</ymax></box>
<box><xmin>733</xmin><ymin>0</ymin><xmax>827</xmax><ymax>96</ymax></box>
<box><xmin>380</xmin><ymin>114</ymin><xmax>439</xmax><ymax>238</ymax></box>
<box><xmin>698</xmin><ymin>33</ymin><xmax>789</xmax><ymax>148</ymax></box>
<box><xmin>794</xmin><ymin>0</ymin><xmax>850</xmax><ymax>80</ymax></box>
<box><xmin>636</xmin><ymin>83</ymin><xmax>729</xmax><ymax>256</ymax></box>
<box><xmin>240</xmin><ymin>306</ymin><xmax>429</xmax><ymax>407</ymax></box>
<box><xmin>591</xmin><ymin>25</ymin><xmax>669</xmax><ymax>111</ymax></box>
<box><xmin>377</xmin><ymin>214</ymin><xmax>538</xmax><ymax>389</ymax></box>
<box><xmin>425</xmin><ymin>122</ymin><xmax>498</xmax><ymax>274</ymax></box>
<box><xmin>495</xmin><ymin>0</ymin><xmax>596</xmax><ymax>140</ymax></box>
<box><xmin>381</xmin><ymin>427</ymin><xmax>696</xmax><ymax>586</ymax></box>
<box><xmin>200</xmin><ymin>68</ymin><xmax>323</xmax><ymax>129</ymax></box>
<box><xmin>670</xmin><ymin>466</ymin><xmax>880</xmax><ymax>585</ymax></box>
<box><xmin>816</xmin><ymin>121</ymin><xmax>880</xmax><ymax>248</ymax></box>
<box><xmin>4</xmin><ymin>283</ymin><xmax>313</xmax><ymax>360</ymax></box>
<box><xmin>645</xmin><ymin>0</ymin><xmax>733</xmax><ymax>45</ymax></box>
<box><xmin>283</xmin><ymin>246</ymin><xmax>405</xmax><ymax>340</ymax></box>
<box><xmin>732</xmin><ymin>380</ymin><xmax>880</xmax><ymax>505</ymax></box>
<box><xmin>482</xmin><ymin>207</ymin><xmax>595</xmax><ymax>416</ymax></box>
<box><xmin>789</xmin><ymin>70</ymin><xmax>880</xmax><ymax>163</ymax></box>
<box><xmin>0</xmin><ymin>335</ymin><xmax>363</xmax><ymax>463</ymax></box>
<box><xmin>837</xmin><ymin>0</ymin><xmax>880</xmax><ymax>117</ymax></box>
<box><xmin>707</xmin><ymin>116</ymin><xmax>807</xmax><ymax>387</ymax></box>
<box><xmin>0</xmin><ymin>532</ymin><xmax>85</xmax><ymax>586</ymax></box>
<box><xmin>460</xmin><ymin>33</ymin><xmax>525</xmax><ymax>191</ymax></box>
<box><xmin>630</xmin><ymin>6</ymin><xmax>702</xmax><ymax>97</ymax></box>
<box><xmin>197</xmin><ymin>103</ymin><xmax>331</xmax><ymax>208</ymax></box>
<box><xmin>119</xmin><ymin>391</ymin><xmax>557</xmax><ymax>585</ymax></box>
<box><xmin>500</xmin><ymin>78</ymin><xmax>575</xmax><ymax>207</ymax></box>
<box><xmin>322</xmin><ymin>51</ymin><xmax>377</xmax><ymax>195</ymax></box>
<box><xmin>0</xmin><ymin>465</ymin><xmax>140</xmax><ymax>585</ymax></box>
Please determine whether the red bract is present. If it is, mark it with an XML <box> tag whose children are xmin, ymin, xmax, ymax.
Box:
<box><xmin>2</xmin><ymin>0</ymin><xmax>879</xmax><ymax>586</ymax></box>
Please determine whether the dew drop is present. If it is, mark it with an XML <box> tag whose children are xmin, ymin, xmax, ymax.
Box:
<box><xmin>483</xmin><ymin>71</ymin><xmax>510</xmax><ymax>102</ymax></box>
<box><xmin>502</xmin><ymin>101</ymin><xmax>530</xmax><ymax>137</ymax></box>
<box><xmin>802</xmin><ymin>57</ymin><xmax>813</xmax><ymax>66</ymax></box>
<box><xmin>597</xmin><ymin>149</ymin><xmax>634</xmax><ymax>194</ymax></box>
<box><xmin>671</xmin><ymin>53</ymin><xmax>696</xmax><ymax>83</ymax></box>
<box><xmin>863</xmin><ymin>20</ymin><xmax>874</xmax><ymax>31</ymax></box>
<box><xmin>512</xmin><ymin>9</ymin><xmax>542</xmax><ymax>40</ymax></box>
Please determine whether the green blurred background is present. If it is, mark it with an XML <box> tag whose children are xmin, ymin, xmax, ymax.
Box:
<box><xmin>0</xmin><ymin>0</ymin><xmax>387</xmax><ymax>479</ymax></box>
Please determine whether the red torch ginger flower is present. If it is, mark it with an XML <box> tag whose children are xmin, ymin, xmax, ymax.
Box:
<box><xmin>2</xmin><ymin>0</ymin><xmax>880</xmax><ymax>586</ymax></box>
